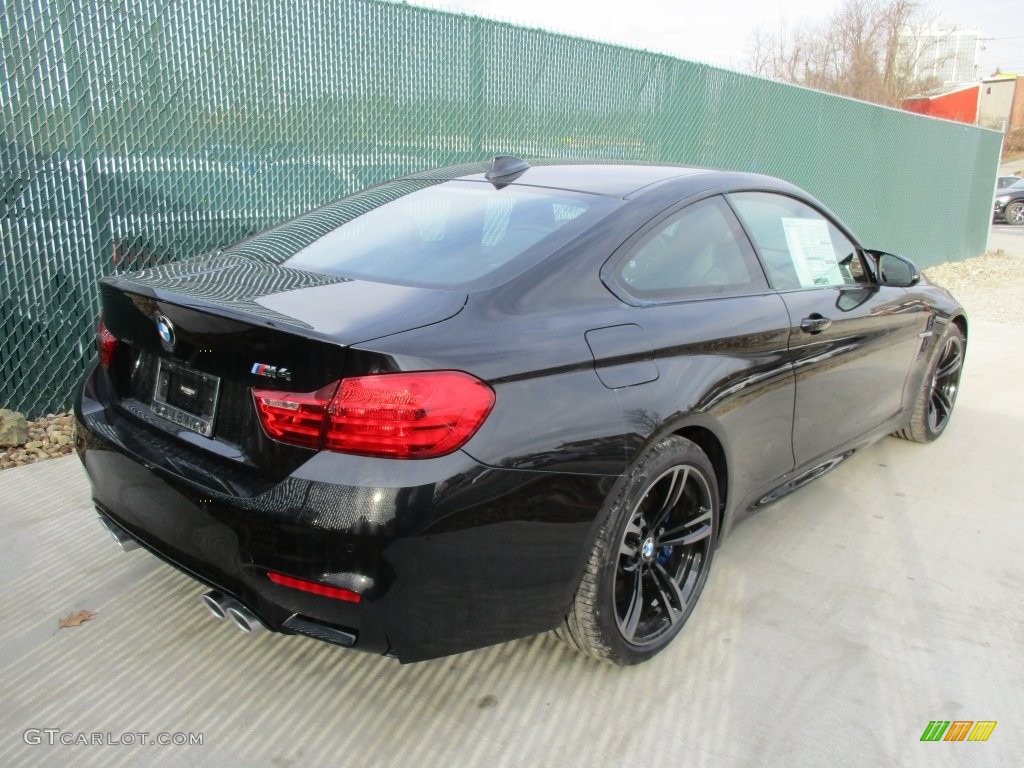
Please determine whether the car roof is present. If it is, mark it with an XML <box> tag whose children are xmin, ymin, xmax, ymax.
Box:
<box><xmin>401</xmin><ymin>159</ymin><xmax>716</xmax><ymax>198</ymax></box>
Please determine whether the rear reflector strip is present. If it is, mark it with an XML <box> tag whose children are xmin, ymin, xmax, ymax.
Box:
<box><xmin>267</xmin><ymin>571</ymin><xmax>362</xmax><ymax>603</ymax></box>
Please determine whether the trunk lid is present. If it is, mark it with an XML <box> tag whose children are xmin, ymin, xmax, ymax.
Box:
<box><xmin>98</xmin><ymin>254</ymin><xmax>467</xmax><ymax>479</ymax></box>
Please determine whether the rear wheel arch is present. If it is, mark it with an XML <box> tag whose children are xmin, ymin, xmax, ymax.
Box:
<box><xmin>673</xmin><ymin>425</ymin><xmax>728</xmax><ymax>544</ymax></box>
<box><xmin>558</xmin><ymin>433</ymin><xmax>720</xmax><ymax>663</ymax></box>
<box><xmin>627</xmin><ymin>416</ymin><xmax>731</xmax><ymax>545</ymax></box>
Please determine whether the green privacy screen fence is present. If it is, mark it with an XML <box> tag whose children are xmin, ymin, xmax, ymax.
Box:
<box><xmin>1</xmin><ymin>0</ymin><xmax>1002</xmax><ymax>417</ymax></box>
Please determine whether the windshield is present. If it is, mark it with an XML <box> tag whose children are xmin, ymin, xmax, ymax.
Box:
<box><xmin>285</xmin><ymin>181</ymin><xmax>616</xmax><ymax>287</ymax></box>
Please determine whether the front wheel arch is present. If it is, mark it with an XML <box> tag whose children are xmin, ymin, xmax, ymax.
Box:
<box><xmin>894</xmin><ymin>321</ymin><xmax>965</xmax><ymax>442</ymax></box>
<box><xmin>952</xmin><ymin>313</ymin><xmax>967</xmax><ymax>343</ymax></box>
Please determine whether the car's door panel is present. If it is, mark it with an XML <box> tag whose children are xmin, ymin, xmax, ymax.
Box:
<box><xmin>727</xmin><ymin>190</ymin><xmax>928</xmax><ymax>465</ymax></box>
<box><xmin>631</xmin><ymin>295</ymin><xmax>796</xmax><ymax>497</ymax></box>
<box><xmin>780</xmin><ymin>286</ymin><xmax>925</xmax><ymax>464</ymax></box>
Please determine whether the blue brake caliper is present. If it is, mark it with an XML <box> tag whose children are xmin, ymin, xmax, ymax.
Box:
<box><xmin>656</xmin><ymin>545</ymin><xmax>672</xmax><ymax>567</ymax></box>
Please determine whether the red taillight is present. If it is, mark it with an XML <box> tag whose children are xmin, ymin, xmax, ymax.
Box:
<box><xmin>97</xmin><ymin>319</ymin><xmax>117</xmax><ymax>368</ymax></box>
<box><xmin>251</xmin><ymin>381</ymin><xmax>338</xmax><ymax>449</ymax></box>
<box><xmin>267</xmin><ymin>571</ymin><xmax>362</xmax><ymax>603</ymax></box>
<box><xmin>252</xmin><ymin>371</ymin><xmax>494</xmax><ymax>459</ymax></box>
<box><xmin>325</xmin><ymin>372</ymin><xmax>495</xmax><ymax>458</ymax></box>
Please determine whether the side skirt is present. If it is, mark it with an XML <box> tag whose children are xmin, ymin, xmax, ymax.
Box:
<box><xmin>721</xmin><ymin>410</ymin><xmax>910</xmax><ymax>539</ymax></box>
<box><xmin>752</xmin><ymin>450</ymin><xmax>856</xmax><ymax>508</ymax></box>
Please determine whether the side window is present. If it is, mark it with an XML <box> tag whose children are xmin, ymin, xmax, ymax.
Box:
<box><xmin>618</xmin><ymin>196</ymin><xmax>767</xmax><ymax>299</ymax></box>
<box><xmin>727</xmin><ymin>192</ymin><xmax>869</xmax><ymax>290</ymax></box>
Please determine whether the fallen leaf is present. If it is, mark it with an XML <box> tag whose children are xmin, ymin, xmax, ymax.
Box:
<box><xmin>57</xmin><ymin>609</ymin><xmax>97</xmax><ymax>630</ymax></box>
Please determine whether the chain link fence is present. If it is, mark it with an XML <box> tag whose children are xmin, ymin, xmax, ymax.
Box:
<box><xmin>1</xmin><ymin>0</ymin><xmax>1003</xmax><ymax>417</ymax></box>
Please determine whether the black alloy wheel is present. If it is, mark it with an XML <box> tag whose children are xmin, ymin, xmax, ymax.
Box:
<box><xmin>895</xmin><ymin>323</ymin><xmax>965</xmax><ymax>443</ymax></box>
<box><xmin>927</xmin><ymin>330</ymin><xmax>964</xmax><ymax>435</ymax></box>
<box><xmin>559</xmin><ymin>435</ymin><xmax>718</xmax><ymax>664</ymax></box>
<box><xmin>614</xmin><ymin>464</ymin><xmax>714</xmax><ymax>646</ymax></box>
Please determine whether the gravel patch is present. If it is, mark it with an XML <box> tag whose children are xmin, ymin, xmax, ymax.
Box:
<box><xmin>1</xmin><ymin>251</ymin><xmax>1020</xmax><ymax>472</ymax></box>
<box><xmin>924</xmin><ymin>252</ymin><xmax>1024</xmax><ymax>325</ymax></box>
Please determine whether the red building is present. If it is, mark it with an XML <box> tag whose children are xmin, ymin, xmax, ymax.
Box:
<box><xmin>901</xmin><ymin>83</ymin><xmax>980</xmax><ymax>124</ymax></box>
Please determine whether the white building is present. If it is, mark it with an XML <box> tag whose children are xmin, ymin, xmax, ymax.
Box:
<box><xmin>904</xmin><ymin>29</ymin><xmax>981</xmax><ymax>84</ymax></box>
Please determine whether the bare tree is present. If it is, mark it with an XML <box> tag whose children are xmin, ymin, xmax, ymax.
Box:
<box><xmin>748</xmin><ymin>0</ymin><xmax>948</xmax><ymax>107</ymax></box>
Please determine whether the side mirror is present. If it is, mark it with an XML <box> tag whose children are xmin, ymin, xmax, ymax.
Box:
<box><xmin>874</xmin><ymin>252</ymin><xmax>920</xmax><ymax>288</ymax></box>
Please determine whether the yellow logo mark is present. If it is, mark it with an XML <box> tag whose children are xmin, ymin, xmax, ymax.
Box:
<box><xmin>967</xmin><ymin>722</ymin><xmax>997</xmax><ymax>742</ymax></box>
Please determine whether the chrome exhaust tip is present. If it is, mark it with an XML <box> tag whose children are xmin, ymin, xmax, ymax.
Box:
<box><xmin>96</xmin><ymin>514</ymin><xmax>140</xmax><ymax>552</ymax></box>
<box><xmin>201</xmin><ymin>591</ymin><xmax>239</xmax><ymax>621</ymax></box>
<box><xmin>226</xmin><ymin>604</ymin><xmax>267</xmax><ymax>634</ymax></box>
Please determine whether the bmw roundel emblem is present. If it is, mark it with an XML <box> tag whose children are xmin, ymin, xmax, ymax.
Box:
<box><xmin>156</xmin><ymin>314</ymin><xmax>176</xmax><ymax>351</ymax></box>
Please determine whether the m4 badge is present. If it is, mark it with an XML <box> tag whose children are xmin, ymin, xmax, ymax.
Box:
<box><xmin>250</xmin><ymin>363</ymin><xmax>293</xmax><ymax>381</ymax></box>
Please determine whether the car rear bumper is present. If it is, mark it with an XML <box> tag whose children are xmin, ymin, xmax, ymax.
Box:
<box><xmin>74</xmin><ymin>364</ymin><xmax>609</xmax><ymax>661</ymax></box>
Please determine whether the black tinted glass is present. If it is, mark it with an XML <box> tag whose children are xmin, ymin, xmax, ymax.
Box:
<box><xmin>286</xmin><ymin>181</ymin><xmax>612</xmax><ymax>286</ymax></box>
<box><xmin>619</xmin><ymin>196</ymin><xmax>766</xmax><ymax>299</ymax></box>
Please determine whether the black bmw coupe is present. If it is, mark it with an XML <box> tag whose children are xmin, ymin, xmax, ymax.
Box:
<box><xmin>75</xmin><ymin>157</ymin><xmax>966</xmax><ymax>664</ymax></box>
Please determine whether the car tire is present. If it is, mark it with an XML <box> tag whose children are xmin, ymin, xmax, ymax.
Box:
<box><xmin>558</xmin><ymin>435</ymin><xmax>718</xmax><ymax>664</ymax></box>
<box><xmin>894</xmin><ymin>323</ymin><xmax>965</xmax><ymax>443</ymax></box>
<box><xmin>1005</xmin><ymin>201</ymin><xmax>1024</xmax><ymax>226</ymax></box>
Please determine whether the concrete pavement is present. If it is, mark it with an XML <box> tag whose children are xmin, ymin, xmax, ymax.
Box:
<box><xmin>988</xmin><ymin>223</ymin><xmax>1024</xmax><ymax>258</ymax></box>
<box><xmin>999</xmin><ymin>156</ymin><xmax>1024</xmax><ymax>176</ymax></box>
<box><xmin>1</xmin><ymin>322</ymin><xmax>1022</xmax><ymax>768</ymax></box>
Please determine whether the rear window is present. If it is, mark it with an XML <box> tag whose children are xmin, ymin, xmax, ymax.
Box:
<box><xmin>285</xmin><ymin>181</ymin><xmax>614</xmax><ymax>286</ymax></box>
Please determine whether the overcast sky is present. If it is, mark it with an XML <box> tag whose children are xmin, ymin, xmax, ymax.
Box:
<box><xmin>401</xmin><ymin>0</ymin><xmax>1023</xmax><ymax>78</ymax></box>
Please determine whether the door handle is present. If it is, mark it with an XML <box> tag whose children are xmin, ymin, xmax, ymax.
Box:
<box><xmin>800</xmin><ymin>314</ymin><xmax>832</xmax><ymax>334</ymax></box>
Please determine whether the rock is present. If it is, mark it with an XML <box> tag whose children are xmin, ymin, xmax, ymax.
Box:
<box><xmin>24</xmin><ymin>441</ymin><xmax>42</xmax><ymax>450</ymax></box>
<box><xmin>0</xmin><ymin>409</ymin><xmax>29</xmax><ymax>447</ymax></box>
<box><xmin>55</xmin><ymin>434</ymin><xmax>72</xmax><ymax>446</ymax></box>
